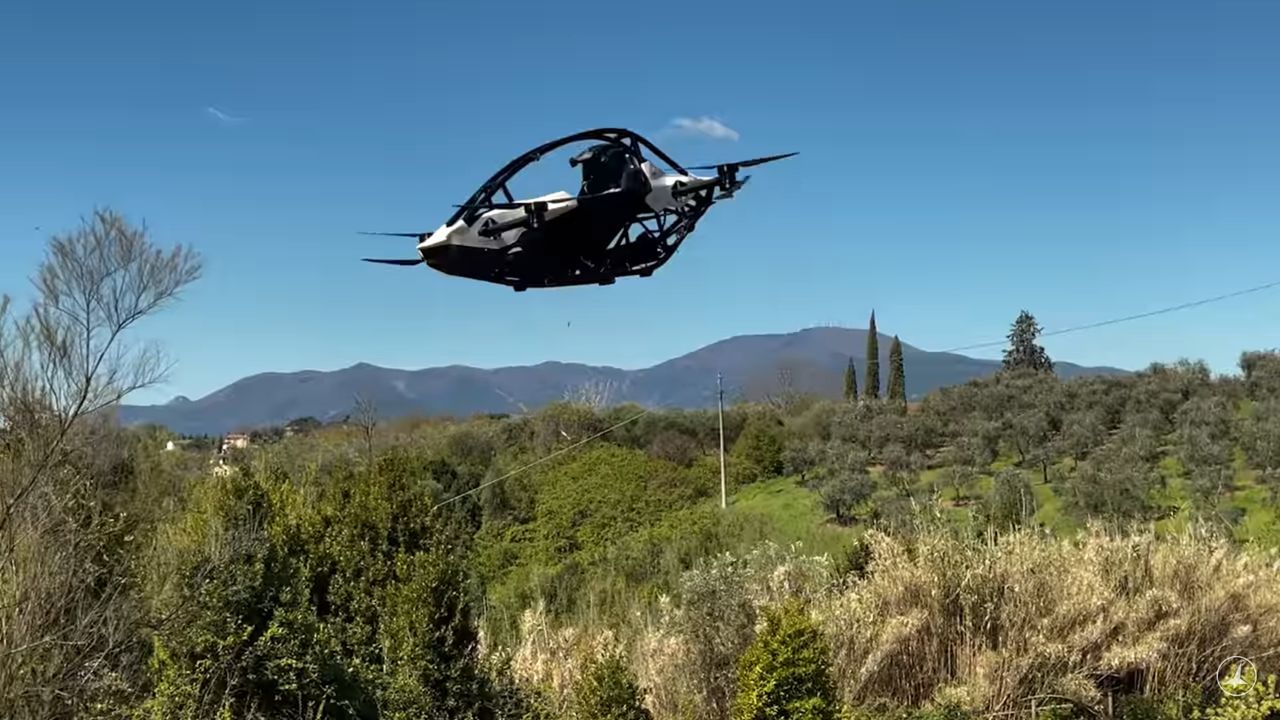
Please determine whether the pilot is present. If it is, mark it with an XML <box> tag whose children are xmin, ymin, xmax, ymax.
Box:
<box><xmin>570</xmin><ymin>144</ymin><xmax>642</xmax><ymax>196</ymax></box>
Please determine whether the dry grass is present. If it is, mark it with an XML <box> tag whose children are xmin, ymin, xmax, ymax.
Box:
<box><xmin>820</xmin><ymin>522</ymin><xmax>1280</xmax><ymax>713</ymax></box>
<box><xmin>500</xmin><ymin>526</ymin><xmax>1280</xmax><ymax>720</ymax></box>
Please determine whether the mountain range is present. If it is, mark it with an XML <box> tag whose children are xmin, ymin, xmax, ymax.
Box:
<box><xmin>117</xmin><ymin>327</ymin><xmax>1128</xmax><ymax>436</ymax></box>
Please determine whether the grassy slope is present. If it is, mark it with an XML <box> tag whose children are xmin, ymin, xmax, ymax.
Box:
<box><xmin>727</xmin><ymin>476</ymin><xmax>861</xmax><ymax>559</ymax></box>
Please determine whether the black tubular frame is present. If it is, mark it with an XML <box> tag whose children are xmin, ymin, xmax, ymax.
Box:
<box><xmin>447</xmin><ymin>128</ymin><xmax>690</xmax><ymax>227</ymax></box>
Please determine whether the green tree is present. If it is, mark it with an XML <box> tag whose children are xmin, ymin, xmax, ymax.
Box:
<box><xmin>143</xmin><ymin>461</ymin><xmax>493</xmax><ymax>719</ymax></box>
<box><xmin>732</xmin><ymin>601</ymin><xmax>837</xmax><ymax>720</ymax></box>
<box><xmin>732</xmin><ymin>415</ymin><xmax>785</xmax><ymax>477</ymax></box>
<box><xmin>571</xmin><ymin>651</ymin><xmax>652</xmax><ymax>720</ymax></box>
<box><xmin>1240</xmin><ymin>400</ymin><xmax>1280</xmax><ymax>476</ymax></box>
<box><xmin>864</xmin><ymin>311</ymin><xmax>880</xmax><ymax>400</ymax></box>
<box><xmin>285</xmin><ymin>416</ymin><xmax>322</xmax><ymax>434</ymax></box>
<box><xmin>887</xmin><ymin>335</ymin><xmax>906</xmax><ymax>406</ymax></box>
<box><xmin>1001</xmin><ymin>310</ymin><xmax>1054</xmax><ymax>373</ymax></box>
<box><xmin>818</xmin><ymin>469</ymin><xmax>873</xmax><ymax>526</ymax></box>
<box><xmin>817</xmin><ymin>441</ymin><xmax>873</xmax><ymax>524</ymax></box>
<box><xmin>1240</xmin><ymin>350</ymin><xmax>1280</xmax><ymax>400</ymax></box>
<box><xmin>843</xmin><ymin>356</ymin><xmax>858</xmax><ymax>402</ymax></box>
<box><xmin>1066</xmin><ymin>444</ymin><xmax>1161</xmax><ymax>523</ymax></box>
<box><xmin>986</xmin><ymin>468</ymin><xmax>1036</xmax><ymax>530</ymax></box>
<box><xmin>1175</xmin><ymin>395</ymin><xmax>1234</xmax><ymax>506</ymax></box>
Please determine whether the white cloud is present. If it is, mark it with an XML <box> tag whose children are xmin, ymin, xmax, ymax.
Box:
<box><xmin>205</xmin><ymin>105</ymin><xmax>246</xmax><ymax>125</ymax></box>
<box><xmin>667</xmin><ymin>116</ymin><xmax>740</xmax><ymax>141</ymax></box>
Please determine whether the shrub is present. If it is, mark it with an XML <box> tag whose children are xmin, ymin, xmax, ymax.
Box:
<box><xmin>733</xmin><ymin>416</ymin><xmax>785</xmax><ymax>478</ymax></box>
<box><xmin>140</xmin><ymin>464</ymin><xmax>493</xmax><ymax>719</ymax></box>
<box><xmin>1119</xmin><ymin>689</ymin><xmax>1204</xmax><ymax>720</ymax></box>
<box><xmin>571</xmin><ymin>651</ymin><xmax>653</xmax><ymax>720</ymax></box>
<box><xmin>1193</xmin><ymin>672</ymin><xmax>1280</xmax><ymax>720</ymax></box>
<box><xmin>633</xmin><ymin>543</ymin><xmax>834</xmax><ymax>720</ymax></box>
<box><xmin>647</xmin><ymin>430</ymin><xmax>701</xmax><ymax>467</ymax></box>
<box><xmin>732</xmin><ymin>600</ymin><xmax>837</xmax><ymax>720</ymax></box>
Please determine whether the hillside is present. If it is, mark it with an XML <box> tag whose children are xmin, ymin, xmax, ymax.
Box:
<box><xmin>117</xmin><ymin>326</ymin><xmax>1126</xmax><ymax>434</ymax></box>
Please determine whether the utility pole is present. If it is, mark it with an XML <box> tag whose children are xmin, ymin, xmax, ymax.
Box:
<box><xmin>718</xmin><ymin>372</ymin><xmax>727</xmax><ymax>510</ymax></box>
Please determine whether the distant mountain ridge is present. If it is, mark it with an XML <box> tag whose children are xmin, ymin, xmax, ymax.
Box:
<box><xmin>117</xmin><ymin>327</ymin><xmax>1128</xmax><ymax>435</ymax></box>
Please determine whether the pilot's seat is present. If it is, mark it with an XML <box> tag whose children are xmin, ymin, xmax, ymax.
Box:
<box><xmin>570</xmin><ymin>144</ymin><xmax>648</xmax><ymax>197</ymax></box>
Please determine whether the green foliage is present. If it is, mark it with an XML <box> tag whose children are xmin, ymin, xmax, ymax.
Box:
<box><xmin>817</xmin><ymin>443</ymin><xmax>875</xmax><ymax>525</ymax></box>
<box><xmin>1176</xmin><ymin>396</ymin><xmax>1235</xmax><ymax>505</ymax></box>
<box><xmin>487</xmin><ymin>662</ymin><xmax>560</xmax><ymax>720</ymax></box>
<box><xmin>732</xmin><ymin>601</ymin><xmax>837</xmax><ymax>720</ymax></box>
<box><xmin>833</xmin><ymin>536</ymin><xmax>873</xmax><ymax>580</ymax></box>
<box><xmin>1001</xmin><ymin>310</ymin><xmax>1053</xmax><ymax>373</ymax></box>
<box><xmin>727</xmin><ymin>477</ymin><xmax>861</xmax><ymax>559</ymax></box>
<box><xmin>1240</xmin><ymin>350</ymin><xmax>1280</xmax><ymax>400</ymax></box>
<box><xmin>909</xmin><ymin>703</ymin><xmax>977</xmax><ymax>720</ymax></box>
<box><xmin>141</xmin><ymin>459</ymin><xmax>493</xmax><ymax>719</ymax></box>
<box><xmin>985</xmin><ymin>468</ymin><xmax>1035</xmax><ymax>530</ymax></box>
<box><xmin>733</xmin><ymin>415</ymin><xmax>785</xmax><ymax>478</ymax></box>
<box><xmin>1066</xmin><ymin>442</ymin><xmax>1162</xmax><ymax>522</ymax></box>
<box><xmin>1239</xmin><ymin>400</ymin><xmax>1280</xmax><ymax>476</ymax></box>
<box><xmin>475</xmin><ymin>444</ymin><xmax>715</xmax><ymax>639</ymax></box>
<box><xmin>15</xmin><ymin>212</ymin><xmax>1280</xmax><ymax>720</ymax></box>
<box><xmin>865</xmin><ymin>312</ymin><xmax>880</xmax><ymax>401</ymax></box>
<box><xmin>286</xmin><ymin>416</ymin><xmax>323</xmax><ymax>433</ymax></box>
<box><xmin>1193</xmin><ymin>672</ymin><xmax>1280</xmax><ymax>720</ymax></box>
<box><xmin>647</xmin><ymin>429</ymin><xmax>701</xmax><ymax>467</ymax></box>
<box><xmin>571</xmin><ymin>651</ymin><xmax>653</xmax><ymax>720</ymax></box>
<box><xmin>843</xmin><ymin>357</ymin><xmax>858</xmax><ymax>403</ymax></box>
<box><xmin>887</xmin><ymin>335</ymin><xmax>906</xmax><ymax>406</ymax></box>
<box><xmin>1119</xmin><ymin>688</ymin><xmax>1204</xmax><ymax>720</ymax></box>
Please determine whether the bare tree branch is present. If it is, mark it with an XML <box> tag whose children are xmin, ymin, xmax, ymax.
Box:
<box><xmin>354</xmin><ymin>394</ymin><xmax>378</xmax><ymax>468</ymax></box>
<box><xmin>0</xmin><ymin>208</ymin><xmax>202</xmax><ymax>717</ymax></box>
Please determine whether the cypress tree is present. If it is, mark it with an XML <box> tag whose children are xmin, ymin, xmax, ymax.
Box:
<box><xmin>1002</xmin><ymin>310</ymin><xmax>1054</xmax><ymax>373</ymax></box>
<box><xmin>843</xmin><ymin>356</ymin><xmax>858</xmax><ymax>402</ymax></box>
<box><xmin>887</xmin><ymin>335</ymin><xmax>906</xmax><ymax>406</ymax></box>
<box><xmin>864</xmin><ymin>311</ymin><xmax>880</xmax><ymax>400</ymax></box>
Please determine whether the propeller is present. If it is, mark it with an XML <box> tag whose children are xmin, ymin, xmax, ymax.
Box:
<box><xmin>716</xmin><ymin>175</ymin><xmax>752</xmax><ymax>200</ymax></box>
<box><xmin>361</xmin><ymin>257</ymin><xmax>424</xmax><ymax>266</ymax></box>
<box><xmin>685</xmin><ymin>152</ymin><xmax>798</xmax><ymax>171</ymax></box>
<box><xmin>358</xmin><ymin>231</ymin><xmax>431</xmax><ymax>239</ymax></box>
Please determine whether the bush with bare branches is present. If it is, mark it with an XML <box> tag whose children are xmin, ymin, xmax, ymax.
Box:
<box><xmin>0</xmin><ymin>209</ymin><xmax>201</xmax><ymax>718</ymax></box>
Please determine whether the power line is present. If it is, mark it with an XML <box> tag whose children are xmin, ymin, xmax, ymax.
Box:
<box><xmin>431</xmin><ymin>407</ymin><xmax>652</xmax><ymax>511</ymax></box>
<box><xmin>434</xmin><ymin>278</ymin><xmax>1280</xmax><ymax>508</ymax></box>
<box><xmin>937</xmin><ymin>278</ymin><xmax>1280</xmax><ymax>355</ymax></box>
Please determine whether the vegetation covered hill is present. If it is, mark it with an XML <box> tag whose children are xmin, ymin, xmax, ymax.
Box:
<box><xmin>115</xmin><ymin>327</ymin><xmax>1126</xmax><ymax>436</ymax></box>
<box><xmin>3</xmin><ymin>211</ymin><xmax>1278</xmax><ymax>720</ymax></box>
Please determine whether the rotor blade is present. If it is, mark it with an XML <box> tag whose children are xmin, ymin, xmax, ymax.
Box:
<box><xmin>358</xmin><ymin>231</ymin><xmax>431</xmax><ymax>239</ymax></box>
<box><xmin>685</xmin><ymin>152</ymin><xmax>798</xmax><ymax>171</ymax></box>
<box><xmin>361</xmin><ymin>257</ymin><xmax>424</xmax><ymax>266</ymax></box>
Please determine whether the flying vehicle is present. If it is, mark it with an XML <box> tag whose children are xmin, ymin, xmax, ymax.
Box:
<box><xmin>360</xmin><ymin>127</ymin><xmax>795</xmax><ymax>291</ymax></box>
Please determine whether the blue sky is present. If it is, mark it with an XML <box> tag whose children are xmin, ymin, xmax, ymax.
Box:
<box><xmin>2</xmin><ymin>0</ymin><xmax>1278</xmax><ymax>404</ymax></box>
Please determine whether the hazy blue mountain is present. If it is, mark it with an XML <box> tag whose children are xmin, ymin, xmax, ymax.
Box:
<box><xmin>117</xmin><ymin>327</ymin><xmax>1127</xmax><ymax>435</ymax></box>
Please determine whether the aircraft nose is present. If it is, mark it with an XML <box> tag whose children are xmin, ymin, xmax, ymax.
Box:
<box><xmin>419</xmin><ymin>244</ymin><xmax>450</xmax><ymax>268</ymax></box>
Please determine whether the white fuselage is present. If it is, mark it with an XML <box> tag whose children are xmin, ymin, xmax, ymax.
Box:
<box><xmin>418</xmin><ymin>161</ymin><xmax>709</xmax><ymax>254</ymax></box>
